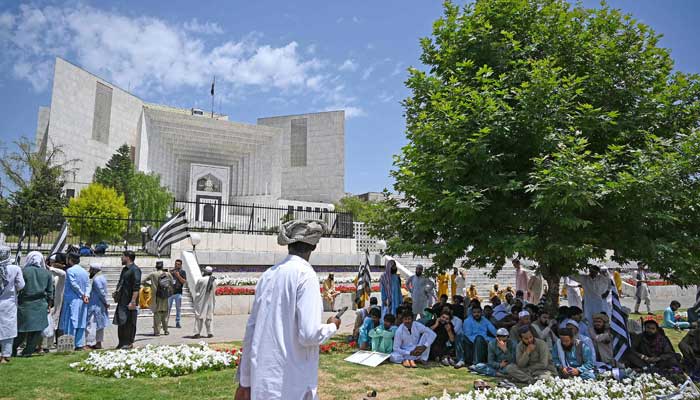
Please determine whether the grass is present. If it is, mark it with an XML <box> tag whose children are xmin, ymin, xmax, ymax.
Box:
<box><xmin>0</xmin><ymin>327</ymin><xmax>687</xmax><ymax>400</ymax></box>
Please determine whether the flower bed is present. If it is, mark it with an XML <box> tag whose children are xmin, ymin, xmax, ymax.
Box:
<box><xmin>216</xmin><ymin>286</ymin><xmax>255</xmax><ymax>296</ymax></box>
<box><xmin>215</xmin><ymin>284</ymin><xmax>383</xmax><ymax>296</ymax></box>
<box><xmin>215</xmin><ymin>275</ymin><xmax>378</xmax><ymax>287</ymax></box>
<box><xmin>625</xmin><ymin>279</ymin><xmax>673</xmax><ymax>286</ymax></box>
<box><xmin>320</xmin><ymin>340</ymin><xmax>356</xmax><ymax>354</ymax></box>
<box><xmin>427</xmin><ymin>374</ymin><xmax>692</xmax><ymax>400</ymax></box>
<box><xmin>69</xmin><ymin>343</ymin><xmax>239</xmax><ymax>379</ymax></box>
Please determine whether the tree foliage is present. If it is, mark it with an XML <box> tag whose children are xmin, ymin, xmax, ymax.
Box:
<box><xmin>334</xmin><ymin>196</ymin><xmax>377</xmax><ymax>223</ymax></box>
<box><xmin>128</xmin><ymin>172</ymin><xmax>173</xmax><ymax>222</ymax></box>
<box><xmin>94</xmin><ymin>144</ymin><xmax>134</xmax><ymax>204</ymax></box>
<box><xmin>64</xmin><ymin>183</ymin><xmax>129</xmax><ymax>242</ymax></box>
<box><xmin>369</xmin><ymin>0</ymin><xmax>700</xmax><ymax>306</ymax></box>
<box><xmin>0</xmin><ymin>137</ymin><xmax>76</xmax><ymax>244</ymax></box>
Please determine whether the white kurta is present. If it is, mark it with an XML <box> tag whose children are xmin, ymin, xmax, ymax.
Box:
<box><xmin>237</xmin><ymin>255</ymin><xmax>337</xmax><ymax>400</ymax></box>
<box><xmin>407</xmin><ymin>275</ymin><xmax>435</xmax><ymax>316</ymax></box>
<box><xmin>566</xmin><ymin>277</ymin><xmax>583</xmax><ymax>309</ymax></box>
<box><xmin>49</xmin><ymin>267</ymin><xmax>66</xmax><ymax>329</ymax></box>
<box><xmin>570</xmin><ymin>274</ymin><xmax>612</xmax><ymax>324</ymax></box>
<box><xmin>455</xmin><ymin>276</ymin><xmax>467</xmax><ymax>297</ymax></box>
<box><xmin>390</xmin><ymin>321</ymin><xmax>437</xmax><ymax>363</ymax></box>
<box><xmin>193</xmin><ymin>276</ymin><xmax>217</xmax><ymax>320</ymax></box>
<box><xmin>0</xmin><ymin>264</ymin><xmax>25</xmax><ymax>340</ymax></box>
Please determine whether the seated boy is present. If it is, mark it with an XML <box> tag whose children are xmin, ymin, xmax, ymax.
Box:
<box><xmin>368</xmin><ymin>314</ymin><xmax>398</xmax><ymax>353</ymax></box>
<box><xmin>358</xmin><ymin>307</ymin><xmax>382</xmax><ymax>350</ymax></box>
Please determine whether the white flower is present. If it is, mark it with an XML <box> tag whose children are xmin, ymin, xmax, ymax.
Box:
<box><xmin>70</xmin><ymin>343</ymin><xmax>239</xmax><ymax>379</ymax></box>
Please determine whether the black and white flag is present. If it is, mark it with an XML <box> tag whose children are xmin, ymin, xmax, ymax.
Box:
<box><xmin>610</xmin><ymin>279</ymin><xmax>631</xmax><ymax>361</ymax></box>
<box><xmin>14</xmin><ymin>228</ymin><xmax>26</xmax><ymax>265</ymax></box>
<box><xmin>152</xmin><ymin>210</ymin><xmax>190</xmax><ymax>255</ymax></box>
<box><xmin>50</xmin><ymin>222</ymin><xmax>68</xmax><ymax>256</ymax></box>
<box><xmin>355</xmin><ymin>249</ymin><xmax>372</xmax><ymax>305</ymax></box>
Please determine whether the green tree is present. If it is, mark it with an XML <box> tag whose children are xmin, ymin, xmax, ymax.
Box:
<box><xmin>128</xmin><ymin>172</ymin><xmax>173</xmax><ymax>222</ymax></box>
<box><xmin>94</xmin><ymin>144</ymin><xmax>134</xmax><ymax>204</ymax></box>
<box><xmin>0</xmin><ymin>137</ymin><xmax>76</xmax><ymax>245</ymax></box>
<box><xmin>369</xmin><ymin>0</ymin><xmax>700</xmax><ymax>309</ymax></box>
<box><xmin>64</xmin><ymin>183</ymin><xmax>129</xmax><ymax>242</ymax></box>
<box><xmin>334</xmin><ymin>196</ymin><xmax>376</xmax><ymax>223</ymax></box>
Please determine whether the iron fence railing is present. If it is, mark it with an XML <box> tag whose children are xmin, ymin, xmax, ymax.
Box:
<box><xmin>173</xmin><ymin>200</ymin><xmax>354</xmax><ymax>238</ymax></box>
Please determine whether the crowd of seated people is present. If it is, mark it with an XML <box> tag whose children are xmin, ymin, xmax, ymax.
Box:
<box><xmin>350</xmin><ymin>274</ymin><xmax>697</xmax><ymax>385</ymax></box>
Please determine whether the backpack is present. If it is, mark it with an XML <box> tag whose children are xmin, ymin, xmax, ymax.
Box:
<box><xmin>156</xmin><ymin>273</ymin><xmax>173</xmax><ymax>298</ymax></box>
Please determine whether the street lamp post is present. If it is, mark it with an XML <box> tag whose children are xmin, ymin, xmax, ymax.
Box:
<box><xmin>140</xmin><ymin>226</ymin><xmax>148</xmax><ymax>251</ymax></box>
<box><xmin>190</xmin><ymin>233</ymin><xmax>201</xmax><ymax>252</ymax></box>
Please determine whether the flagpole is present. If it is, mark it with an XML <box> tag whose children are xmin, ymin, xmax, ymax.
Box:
<box><xmin>211</xmin><ymin>76</ymin><xmax>215</xmax><ymax>118</ymax></box>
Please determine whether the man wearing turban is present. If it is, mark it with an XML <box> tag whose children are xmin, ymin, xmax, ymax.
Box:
<box><xmin>236</xmin><ymin>220</ymin><xmax>340</xmax><ymax>400</ymax></box>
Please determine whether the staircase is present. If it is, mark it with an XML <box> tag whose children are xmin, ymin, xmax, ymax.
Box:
<box><xmin>96</xmin><ymin>260</ymin><xmax>195</xmax><ymax>318</ymax></box>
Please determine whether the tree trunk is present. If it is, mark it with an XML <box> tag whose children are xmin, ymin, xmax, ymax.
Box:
<box><xmin>543</xmin><ymin>272</ymin><xmax>561</xmax><ymax>315</ymax></box>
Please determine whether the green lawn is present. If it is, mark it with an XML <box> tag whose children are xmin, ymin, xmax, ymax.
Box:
<box><xmin>0</xmin><ymin>329</ymin><xmax>687</xmax><ymax>400</ymax></box>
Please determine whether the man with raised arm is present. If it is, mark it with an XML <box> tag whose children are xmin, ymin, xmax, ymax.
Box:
<box><xmin>235</xmin><ymin>220</ymin><xmax>340</xmax><ymax>400</ymax></box>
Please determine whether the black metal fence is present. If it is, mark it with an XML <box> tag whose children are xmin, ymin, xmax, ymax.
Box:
<box><xmin>174</xmin><ymin>200</ymin><xmax>354</xmax><ymax>238</ymax></box>
<box><xmin>0</xmin><ymin>210</ymin><xmax>166</xmax><ymax>255</ymax></box>
<box><xmin>0</xmin><ymin>201</ymin><xmax>354</xmax><ymax>256</ymax></box>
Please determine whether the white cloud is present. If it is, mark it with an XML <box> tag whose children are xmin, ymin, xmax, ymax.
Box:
<box><xmin>307</xmin><ymin>43</ymin><xmax>317</xmax><ymax>54</ymax></box>
<box><xmin>344</xmin><ymin>106</ymin><xmax>366</xmax><ymax>118</ymax></box>
<box><xmin>391</xmin><ymin>62</ymin><xmax>404</xmax><ymax>77</ymax></box>
<box><xmin>183</xmin><ymin>18</ymin><xmax>223</xmax><ymax>35</ymax></box>
<box><xmin>378</xmin><ymin>92</ymin><xmax>394</xmax><ymax>103</ymax></box>
<box><xmin>338</xmin><ymin>59</ymin><xmax>358</xmax><ymax>72</ymax></box>
<box><xmin>336</xmin><ymin>17</ymin><xmax>344</xmax><ymax>24</ymax></box>
<box><xmin>366</xmin><ymin>43</ymin><xmax>374</xmax><ymax>50</ymax></box>
<box><xmin>362</xmin><ymin>65</ymin><xmax>374</xmax><ymax>80</ymax></box>
<box><xmin>352</xmin><ymin>16</ymin><xmax>360</xmax><ymax>23</ymax></box>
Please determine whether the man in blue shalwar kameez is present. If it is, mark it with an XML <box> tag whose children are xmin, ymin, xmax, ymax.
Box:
<box><xmin>59</xmin><ymin>253</ymin><xmax>90</xmax><ymax>350</ymax></box>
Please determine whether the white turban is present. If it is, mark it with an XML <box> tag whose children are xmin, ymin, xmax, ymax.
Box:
<box><xmin>89</xmin><ymin>262</ymin><xmax>103</xmax><ymax>271</ymax></box>
<box><xmin>277</xmin><ymin>219</ymin><xmax>328</xmax><ymax>246</ymax></box>
<box><xmin>0</xmin><ymin>245</ymin><xmax>11</xmax><ymax>267</ymax></box>
<box><xmin>518</xmin><ymin>310</ymin><xmax>530</xmax><ymax>319</ymax></box>
<box><xmin>24</xmin><ymin>251</ymin><xmax>46</xmax><ymax>269</ymax></box>
<box><xmin>205</xmin><ymin>266</ymin><xmax>213</xmax><ymax>273</ymax></box>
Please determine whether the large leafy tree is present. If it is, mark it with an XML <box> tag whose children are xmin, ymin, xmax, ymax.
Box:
<box><xmin>95</xmin><ymin>144</ymin><xmax>173</xmax><ymax>221</ymax></box>
<box><xmin>128</xmin><ymin>172</ymin><xmax>173</xmax><ymax>222</ymax></box>
<box><xmin>94</xmin><ymin>144</ymin><xmax>134</xmax><ymax>204</ymax></box>
<box><xmin>0</xmin><ymin>137</ymin><xmax>76</xmax><ymax>244</ymax></box>
<box><xmin>369</xmin><ymin>0</ymin><xmax>700</xmax><ymax>308</ymax></box>
<box><xmin>64</xmin><ymin>183</ymin><xmax>129</xmax><ymax>242</ymax></box>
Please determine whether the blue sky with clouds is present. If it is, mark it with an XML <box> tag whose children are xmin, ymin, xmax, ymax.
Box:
<box><xmin>1</xmin><ymin>1</ymin><xmax>700</xmax><ymax>195</ymax></box>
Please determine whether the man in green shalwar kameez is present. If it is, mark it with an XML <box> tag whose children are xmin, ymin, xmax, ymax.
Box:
<box><xmin>368</xmin><ymin>314</ymin><xmax>398</xmax><ymax>353</ymax></box>
<box><xmin>13</xmin><ymin>251</ymin><xmax>54</xmax><ymax>357</ymax></box>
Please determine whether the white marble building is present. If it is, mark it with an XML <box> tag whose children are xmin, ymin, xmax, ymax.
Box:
<box><xmin>36</xmin><ymin>58</ymin><xmax>345</xmax><ymax>213</ymax></box>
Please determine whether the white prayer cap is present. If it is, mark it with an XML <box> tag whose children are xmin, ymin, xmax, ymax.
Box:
<box><xmin>565</xmin><ymin>319</ymin><xmax>580</xmax><ymax>330</ymax></box>
<box><xmin>205</xmin><ymin>266</ymin><xmax>213</xmax><ymax>273</ymax></box>
<box><xmin>277</xmin><ymin>219</ymin><xmax>328</xmax><ymax>246</ymax></box>
<box><xmin>496</xmin><ymin>328</ymin><xmax>509</xmax><ymax>336</ymax></box>
<box><xmin>518</xmin><ymin>310</ymin><xmax>530</xmax><ymax>318</ymax></box>
<box><xmin>89</xmin><ymin>262</ymin><xmax>103</xmax><ymax>271</ymax></box>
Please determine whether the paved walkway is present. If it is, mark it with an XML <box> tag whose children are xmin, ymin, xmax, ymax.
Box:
<box><xmin>99</xmin><ymin>312</ymin><xmax>354</xmax><ymax>348</ymax></box>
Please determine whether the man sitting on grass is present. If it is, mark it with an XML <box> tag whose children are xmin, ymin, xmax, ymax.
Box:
<box><xmin>552</xmin><ymin>328</ymin><xmax>596</xmax><ymax>380</ymax></box>
<box><xmin>663</xmin><ymin>300</ymin><xmax>691</xmax><ymax>330</ymax></box>
<box><xmin>368</xmin><ymin>314</ymin><xmax>397</xmax><ymax>354</ymax></box>
<box><xmin>509</xmin><ymin>310</ymin><xmax>532</xmax><ymax>347</ymax></box>
<box><xmin>589</xmin><ymin>313</ymin><xmax>615</xmax><ymax>368</ymax></box>
<box><xmin>679</xmin><ymin>325</ymin><xmax>700</xmax><ymax>379</ymax></box>
<box><xmin>470</xmin><ymin>328</ymin><xmax>515</xmax><ymax>378</ymax></box>
<box><xmin>513</xmin><ymin>326</ymin><xmax>557</xmax><ymax>383</ymax></box>
<box><xmin>454</xmin><ymin>306</ymin><xmax>497</xmax><ymax>369</ymax></box>
<box><xmin>625</xmin><ymin>319</ymin><xmax>682</xmax><ymax>373</ymax></box>
<box><xmin>427</xmin><ymin>309</ymin><xmax>457</xmax><ymax>366</ymax></box>
<box><xmin>358</xmin><ymin>307</ymin><xmax>382</xmax><ymax>350</ymax></box>
<box><xmin>391</xmin><ymin>311</ymin><xmax>436</xmax><ymax>368</ymax></box>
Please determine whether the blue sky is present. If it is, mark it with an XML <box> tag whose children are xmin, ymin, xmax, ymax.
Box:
<box><xmin>1</xmin><ymin>1</ymin><xmax>699</xmax><ymax>196</ymax></box>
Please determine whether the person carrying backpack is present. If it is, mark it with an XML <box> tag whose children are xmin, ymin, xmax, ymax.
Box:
<box><xmin>141</xmin><ymin>261</ymin><xmax>173</xmax><ymax>336</ymax></box>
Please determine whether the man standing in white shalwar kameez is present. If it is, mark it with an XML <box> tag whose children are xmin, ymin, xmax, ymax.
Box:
<box><xmin>193</xmin><ymin>266</ymin><xmax>217</xmax><ymax>338</ymax></box>
<box><xmin>46</xmin><ymin>253</ymin><xmax>66</xmax><ymax>347</ymax></box>
<box><xmin>406</xmin><ymin>265</ymin><xmax>435</xmax><ymax>318</ymax></box>
<box><xmin>569</xmin><ymin>265</ymin><xmax>613</xmax><ymax>326</ymax></box>
<box><xmin>0</xmin><ymin>246</ymin><xmax>25</xmax><ymax>363</ymax></box>
<box><xmin>235</xmin><ymin>220</ymin><xmax>340</xmax><ymax>400</ymax></box>
<box><xmin>390</xmin><ymin>310</ymin><xmax>437</xmax><ymax>367</ymax></box>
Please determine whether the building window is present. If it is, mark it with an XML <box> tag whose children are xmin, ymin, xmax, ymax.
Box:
<box><xmin>290</xmin><ymin>118</ymin><xmax>307</xmax><ymax>167</ymax></box>
<box><xmin>92</xmin><ymin>82</ymin><xmax>113</xmax><ymax>144</ymax></box>
<box><xmin>65</xmin><ymin>189</ymin><xmax>76</xmax><ymax>198</ymax></box>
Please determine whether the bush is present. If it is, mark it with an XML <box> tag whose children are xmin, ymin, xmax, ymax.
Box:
<box><xmin>64</xmin><ymin>183</ymin><xmax>129</xmax><ymax>242</ymax></box>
